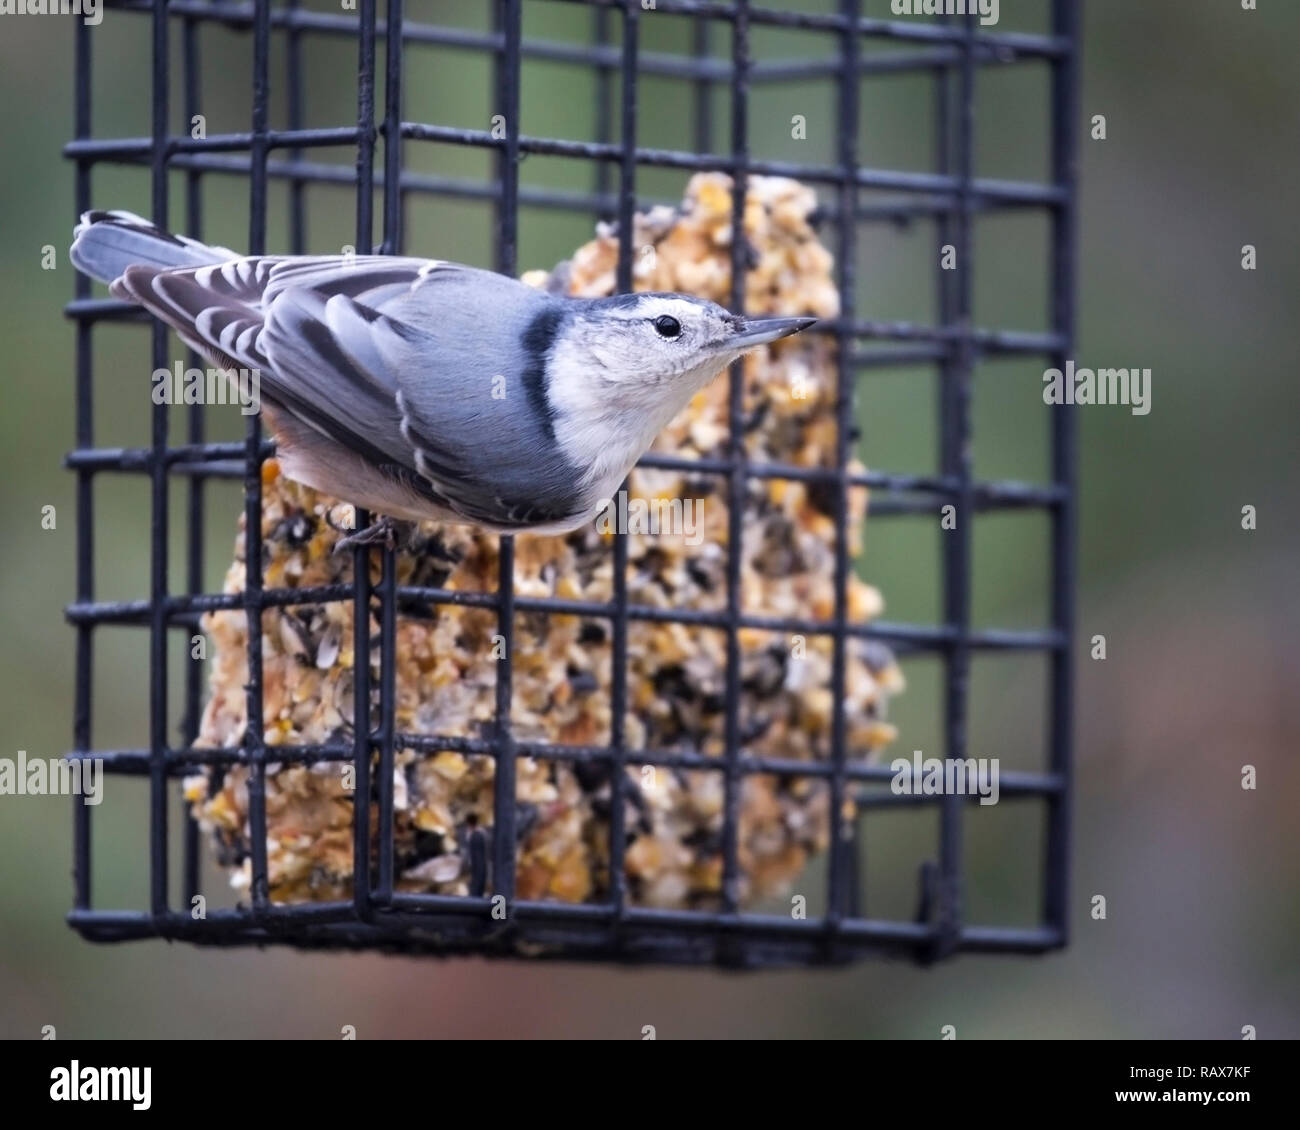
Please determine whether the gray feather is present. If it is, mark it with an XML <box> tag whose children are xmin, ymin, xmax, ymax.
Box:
<box><xmin>71</xmin><ymin>210</ymin><xmax>589</xmax><ymax>529</ymax></box>
<box><xmin>259</xmin><ymin>262</ymin><xmax>583</xmax><ymax>526</ymax></box>
<box><xmin>69</xmin><ymin>210</ymin><xmax>236</xmax><ymax>285</ymax></box>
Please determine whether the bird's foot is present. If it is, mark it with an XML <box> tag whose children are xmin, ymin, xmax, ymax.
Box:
<box><xmin>332</xmin><ymin>515</ymin><xmax>413</xmax><ymax>554</ymax></box>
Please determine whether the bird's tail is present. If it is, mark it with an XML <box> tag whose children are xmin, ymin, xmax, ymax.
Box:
<box><xmin>70</xmin><ymin>210</ymin><xmax>238</xmax><ymax>288</ymax></box>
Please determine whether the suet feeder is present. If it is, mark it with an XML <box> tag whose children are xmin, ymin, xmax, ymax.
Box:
<box><xmin>64</xmin><ymin>0</ymin><xmax>1080</xmax><ymax>967</ymax></box>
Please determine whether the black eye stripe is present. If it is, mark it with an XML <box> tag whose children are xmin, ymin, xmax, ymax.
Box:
<box><xmin>653</xmin><ymin>315</ymin><xmax>682</xmax><ymax>338</ymax></box>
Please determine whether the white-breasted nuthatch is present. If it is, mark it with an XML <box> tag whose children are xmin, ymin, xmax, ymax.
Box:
<box><xmin>71</xmin><ymin>210</ymin><xmax>815</xmax><ymax>545</ymax></box>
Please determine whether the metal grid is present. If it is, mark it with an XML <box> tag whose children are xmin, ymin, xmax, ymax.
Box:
<box><xmin>65</xmin><ymin>0</ymin><xmax>1080</xmax><ymax>967</ymax></box>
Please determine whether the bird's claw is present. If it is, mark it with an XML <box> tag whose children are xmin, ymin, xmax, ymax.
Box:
<box><xmin>333</xmin><ymin>516</ymin><xmax>409</xmax><ymax>554</ymax></box>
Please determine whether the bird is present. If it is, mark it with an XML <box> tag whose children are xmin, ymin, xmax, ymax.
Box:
<box><xmin>70</xmin><ymin>210</ymin><xmax>816</xmax><ymax>550</ymax></box>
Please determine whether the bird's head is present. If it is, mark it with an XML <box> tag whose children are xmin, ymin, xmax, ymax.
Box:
<box><xmin>542</xmin><ymin>291</ymin><xmax>816</xmax><ymax>501</ymax></box>
<box><xmin>563</xmin><ymin>292</ymin><xmax>816</xmax><ymax>400</ymax></box>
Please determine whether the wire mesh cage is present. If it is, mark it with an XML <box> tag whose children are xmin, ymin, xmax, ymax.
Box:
<box><xmin>65</xmin><ymin>0</ymin><xmax>1079</xmax><ymax>967</ymax></box>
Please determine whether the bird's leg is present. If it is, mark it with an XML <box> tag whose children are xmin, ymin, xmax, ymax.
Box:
<box><xmin>332</xmin><ymin>515</ymin><xmax>415</xmax><ymax>554</ymax></box>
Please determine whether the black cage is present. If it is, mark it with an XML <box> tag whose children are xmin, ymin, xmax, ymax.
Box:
<box><xmin>65</xmin><ymin>0</ymin><xmax>1080</xmax><ymax>967</ymax></box>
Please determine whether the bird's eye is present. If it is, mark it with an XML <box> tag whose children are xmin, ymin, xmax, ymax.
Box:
<box><xmin>653</xmin><ymin>315</ymin><xmax>682</xmax><ymax>339</ymax></box>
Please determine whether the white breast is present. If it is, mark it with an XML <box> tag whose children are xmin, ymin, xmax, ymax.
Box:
<box><xmin>545</xmin><ymin>335</ymin><xmax>733</xmax><ymax>513</ymax></box>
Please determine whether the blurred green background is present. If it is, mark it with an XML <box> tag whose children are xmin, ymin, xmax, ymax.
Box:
<box><xmin>1</xmin><ymin>0</ymin><xmax>1296</xmax><ymax>1038</ymax></box>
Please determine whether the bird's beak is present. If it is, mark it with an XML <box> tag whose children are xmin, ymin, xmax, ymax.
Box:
<box><xmin>726</xmin><ymin>315</ymin><xmax>818</xmax><ymax>349</ymax></box>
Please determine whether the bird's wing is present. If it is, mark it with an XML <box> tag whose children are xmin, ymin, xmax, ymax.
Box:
<box><xmin>130</xmin><ymin>255</ymin><xmax>424</xmax><ymax>370</ymax></box>
<box><xmin>138</xmin><ymin>255</ymin><xmax>583</xmax><ymax>527</ymax></box>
